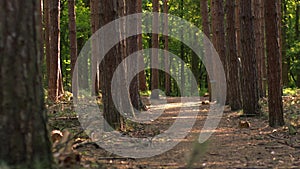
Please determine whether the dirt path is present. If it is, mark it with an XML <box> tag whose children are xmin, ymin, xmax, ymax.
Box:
<box><xmin>50</xmin><ymin>97</ymin><xmax>300</xmax><ymax>168</ymax></box>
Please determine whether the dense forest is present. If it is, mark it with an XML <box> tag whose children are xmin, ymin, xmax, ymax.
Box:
<box><xmin>0</xmin><ymin>0</ymin><xmax>300</xmax><ymax>168</ymax></box>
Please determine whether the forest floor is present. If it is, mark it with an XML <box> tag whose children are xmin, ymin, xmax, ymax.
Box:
<box><xmin>48</xmin><ymin>94</ymin><xmax>300</xmax><ymax>169</ymax></box>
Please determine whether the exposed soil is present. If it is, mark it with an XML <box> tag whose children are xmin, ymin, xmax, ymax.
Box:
<box><xmin>48</xmin><ymin>96</ymin><xmax>300</xmax><ymax>169</ymax></box>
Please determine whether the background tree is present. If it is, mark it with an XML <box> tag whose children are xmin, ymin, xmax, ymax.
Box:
<box><xmin>260</xmin><ymin>0</ymin><xmax>267</xmax><ymax>96</ymax></box>
<box><xmin>282</xmin><ymin>0</ymin><xmax>290</xmax><ymax>87</ymax></box>
<box><xmin>151</xmin><ymin>0</ymin><xmax>160</xmax><ymax>99</ymax></box>
<box><xmin>68</xmin><ymin>0</ymin><xmax>78</xmax><ymax>95</ymax></box>
<box><xmin>211</xmin><ymin>0</ymin><xmax>227</xmax><ymax>102</ymax></box>
<box><xmin>0</xmin><ymin>0</ymin><xmax>52</xmax><ymax>168</ymax></box>
<box><xmin>100</xmin><ymin>0</ymin><xmax>126</xmax><ymax>130</ymax></box>
<box><xmin>163</xmin><ymin>0</ymin><xmax>171</xmax><ymax>96</ymax></box>
<box><xmin>48</xmin><ymin>0</ymin><xmax>64</xmax><ymax>102</ymax></box>
<box><xmin>200</xmin><ymin>0</ymin><xmax>212</xmax><ymax>101</ymax></box>
<box><xmin>226</xmin><ymin>0</ymin><xmax>242</xmax><ymax>110</ymax></box>
<box><xmin>253</xmin><ymin>0</ymin><xmax>266</xmax><ymax>97</ymax></box>
<box><xmin>127</xmin><ymin>0</ymin><xmax>140</xmax><ymax>110</ymax></box>
<box><xmin>44</xmin><ymin>0</ymin><xmax>51</xmax><ymax>80</ymax></box>
<box><xmin>90</xmin><ymin>0</ymin><xmax>100</xmax><ymax>95</ymax></box>
<box><xmin>265</xmin><ymin>0</ymin><xmax>285</xmax><ymax>127</ymax></box>
<box><xmin>240</xmin><ymin>0</ymin><xmax>260</xmax><ymax>115</ymax></box>
<box><xmin>138</xmin><ymin>0</ymin><xmax>147</xmax><ymax>92</ymax></box>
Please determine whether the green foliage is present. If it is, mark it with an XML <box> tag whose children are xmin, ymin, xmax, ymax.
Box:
<box><xmin>283</xmin><ymin>88</ymin><xmax>300</xmax><ymax>96</ymax></box>
<box><xmin>283</xmin><ymin>0</ymin><xmax>300</xmax><ymax>86</ymax></box>
<box><xmin>60</xmin><ymin>0</ymin><xmax>91</xmax><ymax>91</ymax></box>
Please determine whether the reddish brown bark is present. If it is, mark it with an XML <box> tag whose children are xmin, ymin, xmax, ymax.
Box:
<box><xmin>240</xmin><ymin>0</ymin><xmax>260</xmax><ymax>115</ymax></box>
<box><xmin>0</xmin><ymin>0</ymin><xmax>53</xmax><ymax>167</ymax></box>
<box><xmin>90</xmin><ymin>0</ymin><xmax>100</xmax><ymax>95</ymax></box>
<box><xmin>265</xmin><ymin>0</ymin><xmax>284</xmax><ymax>127</ymax></box>
<box><xmin>48</xmin><ymin>0</ymin><xmax>64</xmax><ymax>102</ymax></box>
<box><xmin>163</xmin><ymin>0</ymin><xmax>171</xmax><ymax>96</ymax></box>
<box><xmin>68</xmin><ymin>0</ymin><xmax>78</xmax><ymax>95</ymax></box>
<box><xmin>151</xmin><ymin>0</ymin><xmax>159</xmax><ymax>99</ymax></box>
<box><xmin>137</xmin><ymin>0</ymin><xmax>147</xmax><ymax>92</ymax></box>
<box><xmin>200</xmin><ymin>0</ymin><xmax>212</xmax><ymax>101</ymax></box>
<box><xmin>226</xmin><ymin>0</ymin><xmax>242</xmax><ymax>110</ymax></box>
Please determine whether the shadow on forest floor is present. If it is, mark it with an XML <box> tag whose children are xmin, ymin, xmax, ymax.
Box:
<box><xmin>47</xmin><ymin>95</ymin><xmax>300</xmax><ymax>168</ymax></box>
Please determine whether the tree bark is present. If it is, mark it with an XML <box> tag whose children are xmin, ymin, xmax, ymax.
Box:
<box><xmin>44</xmin><ymin>0</ymin><xmax>51</xmax><ymax>82</ymax></box>
<box><xmin>253</xmin><ymin>0</ymin><xmax>264</xmax><ymax>97</ymax></box>
<box><xmin>137</xmin><ymin>0</ymin><xmax>147</xmax><ymax>92</ymax></box>
<box><xmin>90</xmin><ymin>0</ymin><xmax>100</xmax><ymax>95</ymax></box>
<box><xmin>48</xmin><ymin>0</ymin><xmax>64</xmax><ymax>102</ymax></box>
<box><xmin>100</xmin><ymin>0</ymin><xmax>125</xmax><ymax>130</ymax></box>
<box><xmin>127</xmin><ymin>0</ymin><xmax>140</xmax><ymax>111</ymax></box>
<box><xmin>240</xmin><ymin>0</ymin><xmax>260</xmax><ymax>115</ymax></box>
<box><xmin>200</xmin><ymin>0</ymin><xmax>212</xmax><ymax>101</ymax></box>
<box><xmin>0</xmin><ymin>1</ymin><xmax>52</xmax><ymax>168</ymax></box>
<box><xmin>260</xmin><ymin>0</ymin><xmax>267</xmax><ymax>97</ymax></box>
<box><xmin>265</xmin><ymin>0</ymin><xmax>284</xmax><ymax>127</ymax></box>
<box><xmin>151</xmin><ymin>0</ymin><xmax>160</xmax><ymax>99</ymax></box>
<box><xmin>226</xmin><ymin>0</ymin><xmax>242</xmax><ymax>110</ymax></box>
<box><xmin>282</xmin><ymin>0</ymin><xmax>289</xmax><ymax>87</ymax></box>
<box><xmin>163</xmin><ymin>0</ymin><xmax>171</xmax><ymax>96</ymax></box>
<box><xmin>211</xmin><ymin>0</ymin><xmax>227</xmax><ymax>103</ymax></box>
<box><xmin>68</xmin><ymin>0</ymin><xmax>78</xmax><ymax>96</ymax></box>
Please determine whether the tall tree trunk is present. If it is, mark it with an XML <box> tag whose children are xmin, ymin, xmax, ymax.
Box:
<box><xmin>240</xmin><ymin>0</ymin><xmax>260</xmax><ymax>115</ymax></box>
<box><xmin>253</xmin><ymin>0</ymin><xmax>264</xmax><ymax>97</ymax></box>
<box><xmin>235</xmin><ymin>0</ymin><xmax>241</xmax><ymax>61</ymax></box>
<box><xmin>211</xmin><ymin>0</ymin><xmax>227</xmax><ymax>103</ymax></box>
<box><xmin>200</xmin><ymin>0</ymin><xmax>212</xmax><ymax>101</ymax></box>
<box><xmin>260</xmin><ymin>0</ymin><xmax>267</xmax><ymax>97</ymax></box>
<box><xmin>151</xmin><ymin>0</ymin><xmax>159</xmax><ymax>99</ymax></box>
<box><xmin>90</xmin><ymin>0</ymin><xmax>100</xmax><ymax>95</ymax></box>
<box><xmin>180</xmin><ymin>0</ymin><xmax>185</xmax><ymax>96</ymax></box>
<box><xmin>282</xmin><ymin>0</ymin><xmax>289</xmax><ymax>87</ymax></box>
<box><xmin>265</xmin><ymin>0</ymin><xmax>284</xmax><ymax>127</ymax></box>
<box><xmin>68</xmin><ymin>0</ymin><xmax>78</xmax><ymax>95</ymax></box>
<box><xmin>100</xmin><ymin>0</ymin><xmax>125</xmax><ymax>130</ymax></box>
<box><xmin>137</xmin><ymin>0</ymin><xmax>147</xmax><ymax>92</ymax></box>
<box><xmin>44</xmin><ymin>0</ymin><xmax>51</xmax><ymax>84</ymax></box>
<box><xmin>163</xmin><ymin>0</ymin><xmax>171</xmax><ymax>96</ymax></box>
<box><xmin>0</xmin><ymin>1</ymin><xmax>53</xmax><ymax>168</ymax></box>
<box><xmin>127</xmin><ymin>0</ymin><xmax>140</xmax><ymax>111</ymax></box>
<box><xmin>48</xmin><ymin>0</ymin><xmax>64</xmax><ymax>102</ymax></box>
<box><xmin>226</xmin><ymin>0</ymin><xmax>242</xmax><ymax>110</ymax></box>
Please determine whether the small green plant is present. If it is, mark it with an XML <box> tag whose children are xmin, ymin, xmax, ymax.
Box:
<box><xmin>283</xmin><ymin>88</ymin><xmax>299</xmax><ymax>96</ymax></box>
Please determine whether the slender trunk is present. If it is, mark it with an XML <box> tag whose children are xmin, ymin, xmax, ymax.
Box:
<box><xmin>240</xmin><ymin>0</ymin><xmax>260</xmax><ymax>115</ymax></box>
<box><xmin>127</xmin><ymin>0</ymin><xmax>140</xmax><ymax>110</ymax></box>
<box><xmin>226</xmin><ymin>0</ymin><xmax>242</xmax><ymax>110</ymax></box>
<box><xmin>68</xmin><ymin>0</ymin><xmax>78</xmax><ymax>95</ymax></box>
<box><xmin>44</xmin><ymin>0</ymin><xmax>51</xmax><ymax>84</ymax></box>
<box><xmin>282</xmin><ymin>0</ymin><xmax>289</xmax><ymax>87</ymax></box>
<box><xmin>48</xmin><ymin>0</ymin><xmax>64</xmax><ymax>102</ymax></box>
<box><xmin>265</xmin><ymin>0</ymin><xmax>284</xmax><ymax>127</ymax></box>
<box><xmin>163</xmin><ymin>0</ymin><xmax>171</xmax><ymax>96</ymax></box>
<box><xmin>90</xmin><ymin>0</ymin><xmax>100</xmax><ymax>95</ymax></box>
<box><xmin>253</xmin><ymin>0</ymin><xmax>264</xmax><ymax>97</ymax></box>
<box><xmin>137</xmin><ymin>0</ymin><xmax>147</xmax><ymax>92</ymax></box>
<box><xmin>200</xmin><ymin>0</ymin><xmax>212</xmax><ymax>100</ymax></box>
<box><xmin>260</xmin><ymin>0</ymin><xmax>267</xmax><ymax>97</ymax></box>
<box><xmin>211</xmin><ymin>0</ymin><xmax>227</xmax><ymax>103</ymax></box>
<box><xmin>151</xmin><ymin>0</ymin><xmax>159</xmax><ymax>99</ymax></box>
